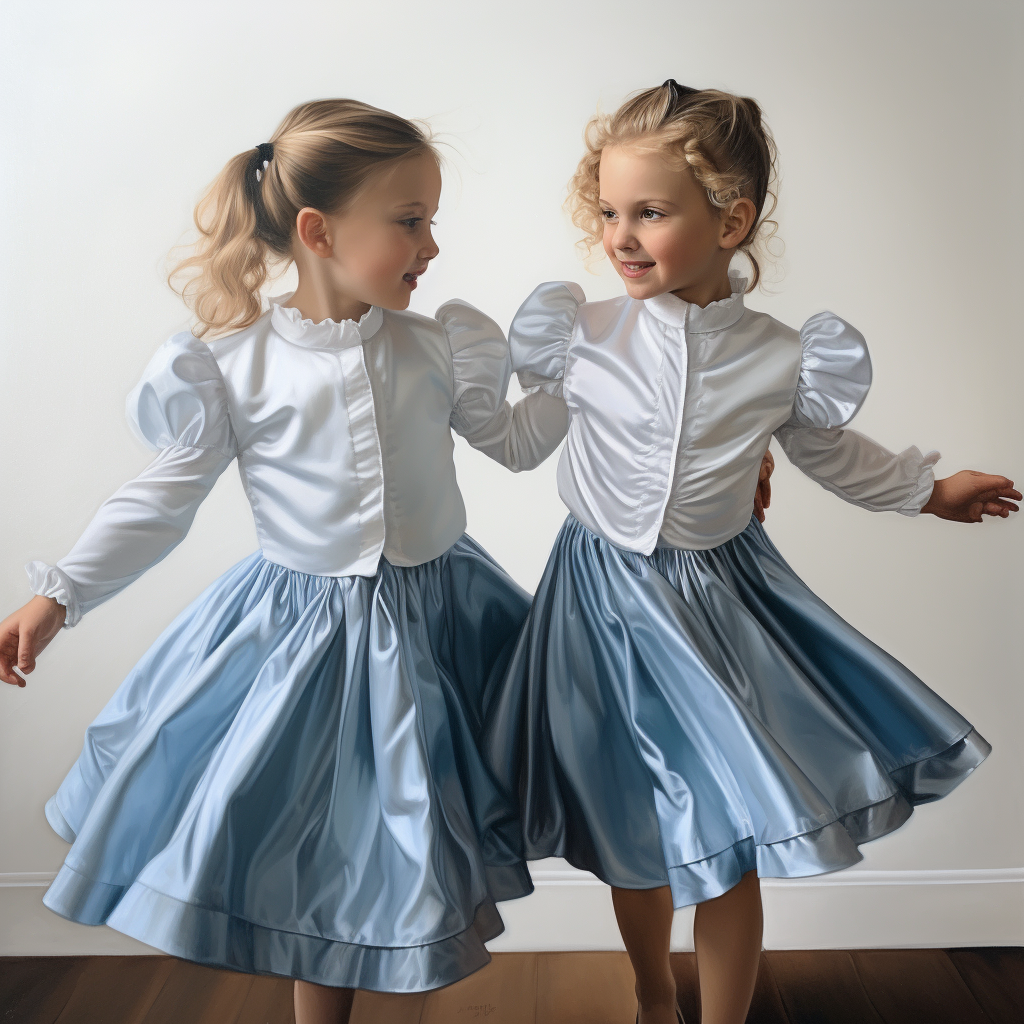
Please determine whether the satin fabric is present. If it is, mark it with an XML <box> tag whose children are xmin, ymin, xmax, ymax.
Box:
<box><xmin>486</xmin><ymin>515</ymin><xmax>989</xmax><ymax>909</ymax></box>
<box><xmin>44</xmin><ymin>537</ymin><xmax>532</xmax><ymax>992</ymax></box>
<box><xmin>28</xmin><ymin>298</ymin><xmax>567</xmax><ymax>625</ymax></box>
<box><xmin>508</xmin><ymin>279</ymin><xmax>939</xmax><ymax>554</ymax></box>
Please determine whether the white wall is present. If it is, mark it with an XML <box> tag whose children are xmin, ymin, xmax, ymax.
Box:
<box><xmin>1</xmin><ymin>0</ymin><xmax>1021</xmax><ymax>953</ymax></box>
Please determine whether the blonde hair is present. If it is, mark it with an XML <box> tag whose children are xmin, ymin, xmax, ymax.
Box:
<box><xmin>170</xmin><ymin>99</ymin><xmax>436</xmax><ymax>338</ymax></box>
<box><xmin>568</xmin><ymin>82</ymin><xmax>779</xmax><ymax>290</ymax></box>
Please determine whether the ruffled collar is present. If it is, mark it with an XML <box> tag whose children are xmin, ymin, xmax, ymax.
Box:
<box><xmin>643</xmin><ymin>273</ymin><xmax>747</xmax><ymax>334</ymax></box>
<box><xmin>269</xmin><ymin>294</ymin><xmax>384</xmax><ymax>349</ymax></box>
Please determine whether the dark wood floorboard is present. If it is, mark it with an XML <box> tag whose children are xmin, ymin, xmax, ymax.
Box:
<box><xmin>764</xmin><ymin>951</ymin><xmax>885</xmax><ymax>1024</ymax></box>
<box><xmin>2</xmin><ymin>949</ymin><xmax>1022</xmax><ymax>1023</ymax></box>
<box><xmin>946</xmin><ymin>948</ymin><xmax>1024</xmax><ymax>1024</ymax></box>
<box><xmin>849</xmin><ymin>949</ymin><xmax>993</xmax><ymax>1024</ymax></box>
<box><xmin>537</xmin><ymin>950</ymin><xmax>635</xmax><ymax>1023</ymax></box>
<box><xmin>135</xmin><ymin>959</ymin><xmax>253</xmax><ymax>1024</ymax></box>
<box><xmin>0</xmin><ymin>958</ymin><xmax>87</xmax><ymax>1024</ymax></box>
<box><xmin>52</xmin><ymin>957</ymin><xmax>174</xmax><ymax>1024</ymax></box>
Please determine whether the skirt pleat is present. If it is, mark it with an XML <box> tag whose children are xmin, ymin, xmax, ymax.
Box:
<box><xmin>44</xmin><ymin>536</ymin><xmax>532</xmax><ymax>992</ymax></box>
<box><xmin>486</xmin><ymin>515</ymin><xmax>989</xmax><ymax>909</ymax></box>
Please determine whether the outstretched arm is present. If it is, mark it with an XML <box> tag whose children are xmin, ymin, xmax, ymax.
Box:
<box><xmin>1</xmin><ymin>443</ymin><xmax>233</xmax><ymax>686</ymax></box>
<box><xmin>774</xmin><ymin>424</ymin><xmax>1018</xmax><ymax>522</ymax></box>
<box><xmin>921</xmin><ymin>471</ymin><xmax>1019</xmax><ymax>522</ymax></box>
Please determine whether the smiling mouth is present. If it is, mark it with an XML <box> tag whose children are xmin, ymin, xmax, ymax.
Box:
<box><xmin>619</xmin><ymin>260</ymin><xmax>655</xmax><ymax>279</ymax></box>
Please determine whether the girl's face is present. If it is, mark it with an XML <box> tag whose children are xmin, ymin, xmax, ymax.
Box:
<box><xmin>297</xmin><ymin>150</ymin><xmax>442</xmax><ymax>312</ymax></box>
<box><xmin>598</xmin><ymin>144</ymin><xmax>735</xmax><ymax>302</ymax></box>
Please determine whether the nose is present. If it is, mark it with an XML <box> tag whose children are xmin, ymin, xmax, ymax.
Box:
<box><xmin>611</xmin><ymin>219</ymin><xmax>638</xmax><ymax>255</ymax></box>
<box><xmin>420</xmin><ymin>228</ymin><xmax>440</xmax><ymax>261</ymax></box>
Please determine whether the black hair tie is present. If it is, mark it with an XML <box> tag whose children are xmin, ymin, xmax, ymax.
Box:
<box><xmin>245</xmin><ymin>143</ymin><xmax>276</xmax><ymax>243</ymax></box>
<box><xmin>662</xmin><ymin>79</ymin><xmax>698</xmax><ymax>103</ymax></box>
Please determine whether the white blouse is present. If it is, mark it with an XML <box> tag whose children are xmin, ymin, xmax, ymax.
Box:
<box><xmin>510</xmin><ymin>277</ymin><xmax>939</xmax><ymax>553</ymax></box>
<box><xmin>28</xmin><ymin>298</ymin><xmax>568</xmax><ymax>627</ymax></box>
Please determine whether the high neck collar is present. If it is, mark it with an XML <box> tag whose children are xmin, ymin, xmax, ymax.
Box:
<box><xmin>643</xmin><ymin>274</ymin><xmax>747</xmax><ymax>334</ymax></box>
<box><xmin>269</xmin><ymin>295</ymin><xmax>384</xmax><ymax>349</ymax></box>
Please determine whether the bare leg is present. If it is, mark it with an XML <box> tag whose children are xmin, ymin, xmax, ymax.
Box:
<box><xmin>611</xmin><ymin>885</ymin><xmax>678</xmax><ymax>1024</ymax></box>
<box><xmin>692</xmin><ymin>871</ymin><xmax>763</xmax><ymax>1024</ymax></box>
<box><xmin>293</xmin><ymin>981</ymin><xmax>355</xmax><ymax>1024</ymax></box>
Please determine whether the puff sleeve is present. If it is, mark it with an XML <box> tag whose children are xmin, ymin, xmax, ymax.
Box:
<box><xmin>26</xmin><ymin>334</ymin><xmax>237</xmax><ymax>626</ymax></box>
<box><xmin>774</xmin><ymin>313</ymin><xmax>939</xmax><ymax>514</ymax></box>
<box><xmin>508</xmin><ymin>281</ymin><xmax>584</xmax><ymax>397</ymax></box>
<box><xmin>438</xmin><ymin>299</ymin><xmax>568</xmax><ymax>472</ymax></box>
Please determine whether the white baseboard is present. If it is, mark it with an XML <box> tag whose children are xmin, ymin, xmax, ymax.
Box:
<box><xmin>2</xmin><ymin>862</ymin><xmax>1021</xmax><ymax>956</ymax></box>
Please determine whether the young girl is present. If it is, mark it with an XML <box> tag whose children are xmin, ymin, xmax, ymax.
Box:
<box><xmin>0</xmin><ymin>99</ymin><xmax>577</xmax><ymax>1022</ymax></box>
<box><xmin>487</xmin><ymin>82</ymin><xmax>1019</xmax><ymax>1024</ymax></box>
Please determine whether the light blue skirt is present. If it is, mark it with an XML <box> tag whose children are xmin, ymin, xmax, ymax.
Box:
<box><xmin>43</xmin><ymin>537</ymin><xmax>532</xmax><ymax>992</ymax></box>
<box><xmin>485</xmin><ymin>515</ymin><xmax>990</xmax><ymax>909</ymax></box>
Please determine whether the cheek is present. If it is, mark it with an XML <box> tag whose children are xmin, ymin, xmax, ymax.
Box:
<box><xmin>648</xmin><ymin>221</ymin><xmax>714</xmax><ymax>270</ymax></box>
<box><xmin>336</xmin><ymin>228</ymin><xmax>411</xmax><ymax>286</ymax></box>
<box><xmin>601</xmin><ymin>222</ymin><xmax>616</xmax><ymax>258</ymax></box>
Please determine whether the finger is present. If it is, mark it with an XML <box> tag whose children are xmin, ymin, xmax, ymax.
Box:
<box><xmin>17</xmin><ymin>629</ymin><xmax>37</xmax><ymax>675</ymax></box>
<box><xmin>0</xmin><ymin>660</ymin><xmax>26</xmax><ymax>687</ymax></box>
<box><xmin>968</xmin><ymin>474</ymin><xmax>1016</xmax><ymax>493</ymax></box>
<box><xmin>982</xmin><ymin>501</ymin><xmax>1016</xmax><ymax>517</ymax></box>
<box><xmin>974</xmin><ymin>492</ymin><xmax>1020</xmax><ymax>510</ymax></box>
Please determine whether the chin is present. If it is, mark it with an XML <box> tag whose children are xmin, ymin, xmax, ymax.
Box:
<box><xmin>620</xmin><ymin>276</ymin><xmax>665</xmax><ymax>300</ymax></box>
<box><xmin>375</xmin><ymin>291</ymin><xmax>411</xmax><ymax>312</ymax></box>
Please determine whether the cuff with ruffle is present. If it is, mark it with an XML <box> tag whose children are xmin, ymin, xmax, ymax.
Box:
<box><xmin>25</xmin><ymin>562</ymin><xmax>81</xmax><ymax>628</ymax></box>
<box><xmin>897</xmin><ymin>449</ymin><xmax>941</xmax><ymax>516</ymax></box>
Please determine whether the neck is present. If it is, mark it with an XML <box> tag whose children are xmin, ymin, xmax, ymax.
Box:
<box><xmin>670</xmin><ymin>273</ymin><xmax>734</xmax><ymax>308</ymax></box>
<box><xmin>287</xmin><ymin>272</ymin><xmax>371</xmax><ymax>326</ymax></box>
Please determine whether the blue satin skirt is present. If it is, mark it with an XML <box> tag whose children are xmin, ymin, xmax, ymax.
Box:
<box><xmin>43</xmin><ymin>536</ymin><xmax>532</xmax><ymax>992</ymax></box>
<box><xmin>485</xmin><ymin>515</ymin><xmax>990</xmax><ymax>909</ymax></box>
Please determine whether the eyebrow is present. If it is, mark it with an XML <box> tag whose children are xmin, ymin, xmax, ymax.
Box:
<box><xmin>394</xmin><ymin>201</ymin><xmax>428</xmax><ymax>211</ymax></box>
<box><xmin>600</xmin><ymin>198</ymin><xmax>680</xmax><ymax>209</ymax></box>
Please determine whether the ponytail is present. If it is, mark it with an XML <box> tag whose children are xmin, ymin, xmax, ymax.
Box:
<box><xmin>169</xmin><ymin>100</ymin><xmax>435</xmax><ymax>339</ymax></box>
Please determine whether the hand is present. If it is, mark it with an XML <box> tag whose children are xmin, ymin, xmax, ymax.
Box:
<box><xmin>921</xmin><ymin>471</ymin><xmax>1021</xmax><ymax>523</ymax></box>
<box><xmin>0</xmin><ymin>596</ymin><xmax>66</xmax><ymax>687</ymax></box>
<box><xmin>753</xmin><ymin>448</ymin><xmax>774</xmax><ymax>523</ymax></box>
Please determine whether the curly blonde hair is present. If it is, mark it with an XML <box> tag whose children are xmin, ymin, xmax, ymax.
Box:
<box><xmin>568</xmin><ymin>82</ymin><xmax>779</xmax><ymax>290</ymax></box>
<box><xmin>170</xmin><ymin>100</ymin><xmax>437</xmax><ymax>338</ymax></box>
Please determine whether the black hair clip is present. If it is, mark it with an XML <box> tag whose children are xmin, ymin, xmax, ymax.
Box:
<box><xmin>245</xmin><ymin>143</ymin><xmax>277</xmax><ymax>241</ymax></box>
<box><xmin>253</xmin><ymin>142</ymin><xmax>274</xmax><ymax>182</ymax></box>
<box><xmin>662</xmin><ymin>79</ymin><xmax>699</xmax><ymax>103</ymax></box>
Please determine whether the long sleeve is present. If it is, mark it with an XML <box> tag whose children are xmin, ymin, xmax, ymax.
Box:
<box><xmin>773</xmin><ymin>312</ymin><xmax>939</xmax><ymax>515</ymax></box>
<box><xmin>438</xmin><ymin>299</ymin><xmax>568</xmax><ymax>472</ymax></box>
<box><xmin>27</xmin><ymin>334</ymin><xmax>237</xmax><ymax>626</ymax></box>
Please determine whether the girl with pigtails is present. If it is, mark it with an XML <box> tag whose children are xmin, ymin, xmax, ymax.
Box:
<box><xmin>0</xmin><ymin>99</ymin><xmax>584</xmax><ymax>1021</ymax></box>
<box><xmin>487</xmin><ymin>81</ymin><xmax>1018</xmax><ymax>1024</ymax></box>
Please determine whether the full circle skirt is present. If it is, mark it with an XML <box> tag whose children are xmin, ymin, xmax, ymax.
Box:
<box><xmin>43</xmin><ymin>536</ymin><xmax>532</xmax><ymax>992</ymax></box>
<box><xmin>485</xmin><ymin>515</ymin><xmax>989</xmax><ymax>909</ymax></box>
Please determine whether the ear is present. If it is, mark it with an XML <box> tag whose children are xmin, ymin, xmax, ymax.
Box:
<box><xmin>719</xmin><ymin>198</ymin><xmax>758</xmax><ymax>251</ymax></box>
<box><xmin>295</xmin><ymin>208</ymin><xmax>333</xmax><ymax>258</ymax></box>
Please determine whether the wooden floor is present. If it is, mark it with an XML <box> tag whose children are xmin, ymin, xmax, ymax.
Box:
<box><xmin>2</xmin><ymin>949</ymin><xmax>1022</xmax><ymax>1024</ymax></box>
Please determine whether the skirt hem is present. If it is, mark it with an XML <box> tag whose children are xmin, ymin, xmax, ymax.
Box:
<box><xmin>529</xmin><ymin>729</ymin><xmax>988</xmax><ymax>909</ymax></box>
<box><xmin>43</xmin><ymin>869</ymin><xmax>504</xmax><ymax>992</ymax></box>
